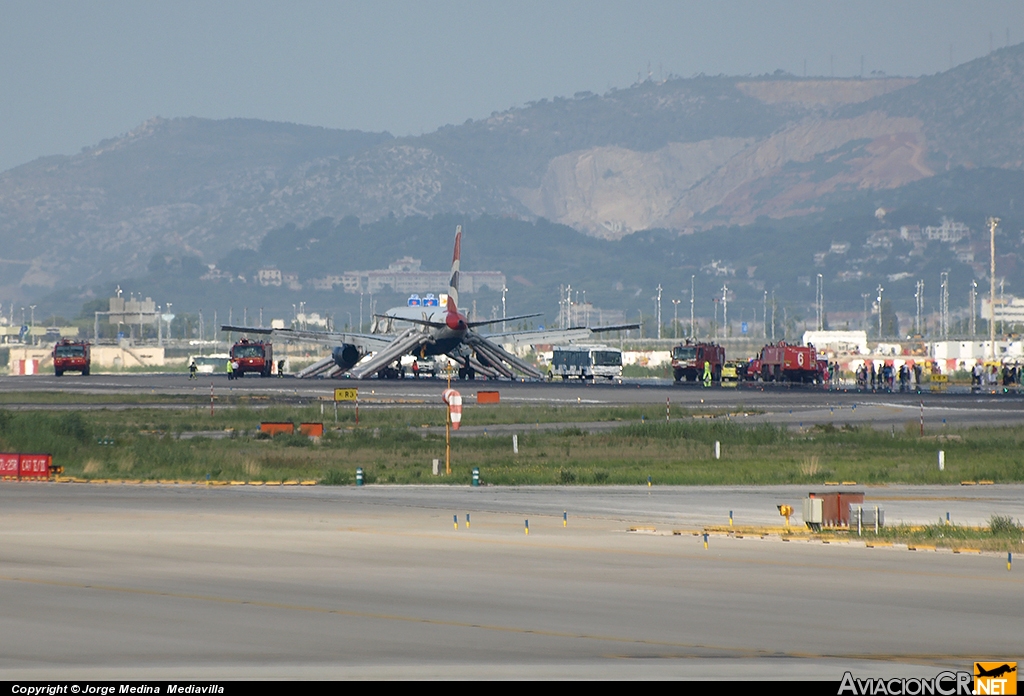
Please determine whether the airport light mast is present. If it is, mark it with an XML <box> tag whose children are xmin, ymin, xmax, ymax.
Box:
<box><xmin>763</xmin><ymin>291</ymin><xmax>768</xmax><ymax>339</ymax></box>
<box><xmin>690</xmin><ymin>275</ymin><xmax>695</xmax><ymax>340</ymax></box>
<box><xmin>815</xmin><ymin>274</ymin><xmax>823</xmax><ymax>331</ymax></box>
<box><xmin>989</xmin><ymin>217</ymin><xmax>999</xmax><ymax>361</ymax></box>
<box><xmin>940</xmin><ymin>272</ymin><xmax>949</xmax><ymax>339</ymax></box>
<box><xmin>970</xmin><ymin>281</ymin><xmax>977</xmax><ymax>338</ymax></box>
<box><xmin>876</xmin><ymin>285</ymin><xmax>884</xmax><ymax>339</ymax></box>
<box><xmin>721</xmin><ymin>283</ymin><xmax>728</xmax><ymax>338</ymax></box>
<box><xmin>656</xmin><ymin>284</ymin><xmax>663</xmax><ymax>340</ymax></box>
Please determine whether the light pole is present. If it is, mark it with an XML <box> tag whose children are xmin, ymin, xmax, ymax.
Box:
<box><xmin>914</xmin><ymin>280</ymin><xmax>923</xmax><ymax>336</ymax></box>
<box><xmin>690</xmin><ymin>275</ymin><xmax>695</xmax><ymax>339</ymax></box>
<box><xmin>672</xmin><ymin>299</ymin><xmax>681</xmax><ymax>340</ymax></box>
<box><xmin>970</xmin><ymin>280</ymin><xmax>977</xmax><ymax>338</ymax></box>
<box><xmin>940</xmin><ymin>271</ymin><xmax>950</xmax><ymax>338</ymax></box>
<box><xmin>655</xmin><ymin>284</ymin><xmax>663</xmax><ymax>339</ymax></box>
<box><xmin>876</xmin><ymin>285</ymin><xmax>884</xmax><ymax>339</ymax></box>
<box><xmin>501</xmin><ymin>285</ymin><xmax>507</xmax><ymax>332</ymax></box>
<box><xmin>166</xmin><ymin>302</ymin><xmax>172</xmax><ymax>340</ymax></box>
<box><xmin>989</xmin><ymin>217</ymin><xmax>999</xmax><ymax>360</ymax></box>
<box><xmin>721</xmin><ymin>284</ymin><xmax>728</xmax><ymax>338</ymax></box>
<box><xmin>816</xmin><ymin>273</ymin><xmax>823</xmax><ymax>331</ymax></box>
<box><xmin>763</xmin><ymin>291</ymin><xmax>768</xmax><ymax>339</ymax></box>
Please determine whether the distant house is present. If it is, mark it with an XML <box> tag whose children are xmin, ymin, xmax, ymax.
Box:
<box><xmin>340</xmin><ymin>257</ymin><xmax>505</xmax><ymax>294</ymax></box>
<box><xmin>256</xmin><ymin>268</ymin><xmax>283</xmax><ymax>287</ymax></box>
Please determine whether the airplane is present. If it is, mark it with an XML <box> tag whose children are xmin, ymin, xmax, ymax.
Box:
<box><xmin>221</xmin><ymin>225</ymin><xmax>637</xmax><ymax>380</ymax></box>
<box><xmin>975</xmin><ymin>664</ymin><xmax>1016</xmax><ymax>679</ymax></box>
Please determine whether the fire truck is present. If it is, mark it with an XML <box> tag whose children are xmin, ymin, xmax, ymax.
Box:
<box><xmin>751</xmin><ymin>341</ymin><xmax>821</xmax><ymax>383</ymax></box>
<box><xmin>229</xmin><ymin>339</ymin><xmax>273</xmax><ymax>378</ymax></box>
<box><xmin>52</xmin><ymin>339</ymin><xmax>91</xmax><ymax>376</ymax></box>
<box><xmin>671</xmin><ymin>341</ymin><xmax>726</xmax><ymax>382</ymax></box>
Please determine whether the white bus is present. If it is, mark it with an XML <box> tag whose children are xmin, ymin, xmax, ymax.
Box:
<box><xmin>549</xmin><ymin>345</ymin><xmax>623</xmax><ymax>381</ymax></box>
<box><xmin>187</xmin><ymin>353</ymin><xmax>231</xmax><ymax>374</ymax></box>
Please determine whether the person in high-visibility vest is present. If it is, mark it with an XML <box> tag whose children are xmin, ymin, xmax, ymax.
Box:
<box><xmin>226</xmin><ymin>360</ymin><xmax>234</xmax><ymax>380</ymax></box>
<box><xmin>702</xmin><ymin>360</ymin><xmax>712</xmax><ymax>387</ymax></box>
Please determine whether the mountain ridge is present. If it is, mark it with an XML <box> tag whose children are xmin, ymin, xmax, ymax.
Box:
<box><xmin>3</xmin><ymin>44</ymin><xmax>1024</xmax><ymax>297</ymax></box>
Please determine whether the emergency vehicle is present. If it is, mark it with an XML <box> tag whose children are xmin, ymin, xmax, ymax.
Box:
<box><xmin>751</xmin><ymin>341</ymin><xmax>821</xmax><ymax>383</ymax></box>
<box><xmin>230</xmin><ymin>339</ymin><xmax>273</xmax><ymax>378</ymax></box>
<box><xmin>671</xmin><ymin>341</ymin><xmax>725</xmax><ymax>382</ymax></box>
<box><xmin>52</xmin><ymin>339</ymin><xmax>91</xmax><ymax>376</ymax></box>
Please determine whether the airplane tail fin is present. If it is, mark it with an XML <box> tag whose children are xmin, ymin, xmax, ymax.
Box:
<box><xmin>447</xmin><ymin>225</ymin><xmax>461</xmax><ymax>314</ymax></box>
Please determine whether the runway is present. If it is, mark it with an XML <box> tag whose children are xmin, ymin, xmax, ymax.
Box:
<box><xmin>3</xmin><ymin>372</ymin><xmax>1024</xmax><ymax>430</ymax></box>
<box><xmin>0</xmin><ymin>484</ymin><xmax>1020</xmax><ymax>679</ymax></box>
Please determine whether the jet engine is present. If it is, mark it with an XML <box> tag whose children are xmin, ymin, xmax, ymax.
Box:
<box><xmin>332</xmin><ymin>344</ymin><xmax>362</xmax><ymax>371</ymax></box>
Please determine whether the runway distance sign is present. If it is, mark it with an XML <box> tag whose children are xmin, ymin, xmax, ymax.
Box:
<box><xmin>334</xmin><ymin>388</ymin><xmax>358</xmax><ymax>402</ymax></box>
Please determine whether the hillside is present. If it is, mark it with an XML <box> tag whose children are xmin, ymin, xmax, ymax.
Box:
<box><xmin>3</xmin><ymin>44</ymin><xmax>1024</xmax><ymax>298</ymax></box>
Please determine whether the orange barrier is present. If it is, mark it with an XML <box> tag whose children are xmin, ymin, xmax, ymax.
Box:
<box><xmin>260</xmin><ymin>422</ymin><xmax>294</xmax><ymax>436</ymax></box>
<box><xmin>299</xmin><ymin>422</ymin><xmax>324</xmax><ymax>437</ymax></box>
<box><xmin>477</xmin><ymin>391</ymin><xmax>500</xmax><ymax>404</ymax></box>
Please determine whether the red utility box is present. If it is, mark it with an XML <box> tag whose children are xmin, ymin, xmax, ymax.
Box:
<box><xmin>810</xmin><ymin>491</ymin><xmax>865</xmax><ymax>527</ymax></box>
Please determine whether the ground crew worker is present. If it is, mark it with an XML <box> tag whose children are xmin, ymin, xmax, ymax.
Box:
<box><xmin>278</xmin><ymin>359</ymin><xmax>285</xmax><ymax>377</ymax></box>
<box><xmin>702</xmin><ymin>360</ymin><xmax>712</xmax><ymax>387</ymax></box>
<box><xmin>226</xmin><ymin>360</ymin><xmax>234</xmax><ymax>380</ymax></box>
<box><xmin>189</xmin><ymin>359</ymin><xmax>197</xmax><ymax>380</ymax></box>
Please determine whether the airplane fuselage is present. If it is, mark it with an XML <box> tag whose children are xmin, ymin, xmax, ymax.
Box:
<box><xmin>375</xmin><ymin>306</ymin><xmax>467</xmax><ymax>357</ymax></box>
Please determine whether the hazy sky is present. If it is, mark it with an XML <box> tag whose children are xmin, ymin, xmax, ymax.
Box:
<box><xmin>3</xmin><ymin>1</ymin><xmax>1024</xmax><ymax>172</ymax></box>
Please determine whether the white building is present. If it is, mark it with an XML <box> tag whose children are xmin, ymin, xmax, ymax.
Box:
<box><xmin>801</xmin><ymin>330</ymin><xmax>869</xmax><ymax>355</ymax></box>
<box><xmin>981</xmin><ymin>296</ymin><xmax>1024</xmax><ymax>326</ymax></box>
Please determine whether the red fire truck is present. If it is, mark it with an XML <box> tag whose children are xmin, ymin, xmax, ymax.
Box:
<box><xmin>230</xmin><ymin>339</ymin><xmax>273</xmax><ymax>378</ymax></box>
<box><xmin>52</xmin><ymin>339</ymin><xmax>91</xmax><ymax>376</ymax></box>
<box><xmin>751</xmin><ymin>341</ymin><xmax>821</xmax><ymax>383</ymax></box>
<box><xmin>671</xmin><ymin>341</ymin><xmax>726</xmax><ymax>382</ymax></box>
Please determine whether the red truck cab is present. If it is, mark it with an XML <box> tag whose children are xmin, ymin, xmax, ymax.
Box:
<box><xmin>52</xmin><ymin>339</ymin><xmax>91</xmax><ymax>376</ymax></box>
<box><xmin>230</xmin><ymin>339</ymin><xmax>273</xmax><ymax>378</ymax></box>
<box><xmin>671</xmin><ymin>341</ymin><xmax>726</xmax><ymax>382</ymax></box>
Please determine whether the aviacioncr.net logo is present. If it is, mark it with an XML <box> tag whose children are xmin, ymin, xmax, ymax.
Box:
<box><xmin>838</xmin><ymin>671</ymin><xmax>973</xmax><ymax>695</ymax></box>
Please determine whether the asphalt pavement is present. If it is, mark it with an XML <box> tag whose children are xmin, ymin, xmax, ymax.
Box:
<box><xmin>1</xmin><ymin>483</ymin><xmax>1021</xmax><ymax>679</ymax></box>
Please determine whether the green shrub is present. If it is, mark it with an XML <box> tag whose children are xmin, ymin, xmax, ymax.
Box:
<box><xmin>989</xmin><ymin>515</ymin><xmax>1022</xmax><ymax>536</ymax></box>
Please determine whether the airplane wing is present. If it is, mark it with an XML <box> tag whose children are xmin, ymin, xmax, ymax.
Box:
<box><xmin>466</xmin><ymin>313</ymin><xmax>542</xmax><ymax>329</ymax></box>
<box><xmin>220</xmin><ymin>325</ymin><xmax>392</xmax><ymax>352</ymax></box>
<box><xmin>483</xmin><ymin>324</ymin><xmax>641</xmax><ymax>348</ymax></box>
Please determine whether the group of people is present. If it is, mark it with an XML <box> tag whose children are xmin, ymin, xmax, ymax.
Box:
<box><xmin>971</xmin><ymin>362</ymin><xmax>1022</xmax><ymax>388</ymax></box>
<box><xmin>854</xmin><ymin>361</ymin><xmax>922</xmax><ymax>392</ymax></box>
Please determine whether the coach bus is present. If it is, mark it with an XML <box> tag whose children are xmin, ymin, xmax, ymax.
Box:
<box><xmin>549</xmin><ymin>344</ymin><xmax>623</xmax><ymax>381</ymax></box>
